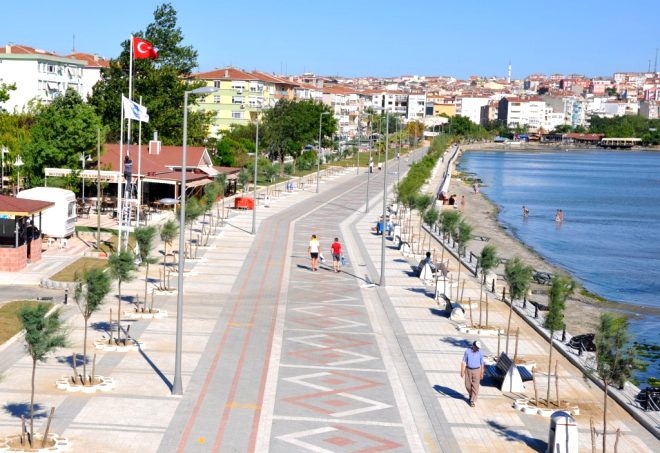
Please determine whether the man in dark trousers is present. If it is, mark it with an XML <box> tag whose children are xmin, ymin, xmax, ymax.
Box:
<box><xmin>460</xmin><ymin>340</ymin><xmax>484</xmax><ymax>407</ymax></box>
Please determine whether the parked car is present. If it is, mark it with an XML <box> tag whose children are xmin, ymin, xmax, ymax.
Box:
<box><xmin>567</xmin><ymin>333</ymin><xmax>596</xmax><ymax>352</ymax></box>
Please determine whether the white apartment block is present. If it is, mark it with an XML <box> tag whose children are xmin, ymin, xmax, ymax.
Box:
<box><xmin>407</xmin><ymin>93</ymin><xmax>426</xmax><ymax>121</ymax></box>
<box><xmin>455</xmin><ymin>96</ymin><xmax>489</xmax><ymax>125</ymax></box>
<box><xmin>563</xmin><ymin>97</ymin><xmax>587</xmax><ymax>128</ymax></box>
<box><xmin>0</xmin><ymin>44</ymin><xmax>105</xmax><ymax>113</ymax></box>
<box><xmin>500</xmin><ymin>97</ymin><xmax>547</xmax><ymax>131</ymax></box>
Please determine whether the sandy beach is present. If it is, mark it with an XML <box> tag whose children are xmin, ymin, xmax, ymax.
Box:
<box><xmin>449</xmin><ymin>145</ymin><xmax>660</xmax><ymax>336</ymax></box>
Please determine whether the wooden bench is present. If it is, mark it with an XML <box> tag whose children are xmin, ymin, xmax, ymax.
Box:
<box><xmin>485</xmin><ymin>352</ymin><xmax>533</xmax><ymax>392</ymax></box>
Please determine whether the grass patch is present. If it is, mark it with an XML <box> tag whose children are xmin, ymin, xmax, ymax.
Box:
<box><xmin>0</xmin><ymin>301</ymin><xmax>53</xmax><ymax>344</ymax></box>
<box><xmin>50</xmin><ymin>257</ymin><xmax>108</xmax><ymax>282</ymax></box>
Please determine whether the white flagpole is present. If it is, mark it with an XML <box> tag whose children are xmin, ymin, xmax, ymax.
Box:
<box><xmin>117</xmin><ymin>96</ymin><xmax>125</xmax><ymax>252</ymax></box>
<box><xmin>136</xmin><ymin>96</ymin><xmax>143</xmax><ymax>227</ymax></box>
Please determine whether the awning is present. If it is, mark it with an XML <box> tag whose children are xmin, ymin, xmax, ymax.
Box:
<box><xmin>186</xmin><ymin>179</ymin><xmax>212</xmax><ymax>188</ymax></box>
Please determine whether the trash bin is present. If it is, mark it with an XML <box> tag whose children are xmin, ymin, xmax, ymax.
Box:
<box><xmin>547</xmin><ymin>411</ymin><xmax>578</xmax><ymax>453</ymax></box>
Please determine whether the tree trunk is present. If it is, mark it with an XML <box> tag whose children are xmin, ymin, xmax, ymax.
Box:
<box><xmin>603</xmin><ymin>380</ymin><xmax>609</xmax><ymax>453</ymax></box>
<box><xmin>83</xmin><ymin>318</ymin><xmax>89</xmax><ymax>379</ymax></box>
<box><xmin>505</xmin><ymin>296</ymin><xmax>513</xmax><ymax>355</ymax></box>
<box><xmin>547</xmin><ymin>330</ymin><xmax>554</xmax><ymax>407</ymax></box>
<box><xmin>116</xmin><ymin>282</ymin><xmax>122</xmax><ymax>343</ymax></box>
<box><xmin>478</xmin><ymin>280</ymin><xmax>483</xmax><ymax>327</ymax></box>
<box><xmin>29</xmin><ymin>359</ymin><xmax>36</xmax><ymax>447</ymax></box>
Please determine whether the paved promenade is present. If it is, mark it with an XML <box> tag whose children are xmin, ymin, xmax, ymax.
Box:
<box><xmin>0</xmin><ymin>149</ymin><xmax>658</xmax><ymax>452</ymax></box>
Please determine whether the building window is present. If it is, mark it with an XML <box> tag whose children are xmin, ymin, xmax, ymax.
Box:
<box><xmin>213</xmin><ymin>80</ymin><xmax>221</xmax><ymax>88</ymax></box>
<box><xmin>232</xmin><ymin>96</ymin><xmax>245</xmax><ymax>104</ymax></box>
<box><xmin>213</xmin><ymin>96</ymin><xmax>221</xmax><ymax>104</ymax></box>
<box><xmin>232</xmin><ymin>111</ymin><xmax>243</xmax><ymax>119</ymax></box>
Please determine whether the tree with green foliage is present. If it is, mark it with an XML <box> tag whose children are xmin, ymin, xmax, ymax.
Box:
<box><xmin>0</xmin><ymin>82</ymin><xmax>17</xmax><ymax>105</ymax></box>
<box><xmin>261</xmin><ymin>99</ymin><xmax>336</xmax><ymax>163</ymax></box>
<box><xmin>107</xmin><ymin>250</ymin><xmax>137</xmax><ymax>343</ymax></box>
<box><xmin>22</xmin><ymin>88</ymin><xmax>103</xmax><ymax>188</ymax></box>
<box><xmin>159</xmin><ymin>220</ymin><xmax>178</xmax><ymax>289</ymax></box>
<box><xmin>88</xmin><ymin>3</ymin><xmax>212</xmax><ymax>145</ymax></box>
<box><xmin>19</xmin><ymin>304</ymin><xmax>68</xmax><ymax>447</ymax></box>
<box><xmin>543</xmin><ymin>276</ymin><xmax>574</xmax><ymax>407</ymax></box>
<box><xmin>593</xmin><ymin>312</ymin><xmax>637</xmax><ymax>453</ymax></box>
<box><xmin>477</xmin><ymin>244</ymin><xmax>499</xmax><ymax>327</ymax></box>
<box><xmin>74</xmin><ymin>268</ymin><xmax>112</xmax><ymax>381</ymax></box>
<box><xmin>134</xmin><ymin>226</ymin><xmax>159</xmax><ymax>308</ymax></box>
<box><xmin>503</xmin><ymin>256</ymin><xmax>533</xmax><ymax>355</ymax></box>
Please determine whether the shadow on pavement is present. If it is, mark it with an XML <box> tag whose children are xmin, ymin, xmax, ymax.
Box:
<box><xmin>486</xmin><ymin>419</ymin><xmax>547</xmax><ymax>452</ymax></box>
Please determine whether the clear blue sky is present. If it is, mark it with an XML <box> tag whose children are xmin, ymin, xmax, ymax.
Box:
<box><xmin>2</xmin><ymin>0</ymin><xmax>659</xmax><ymax>79</ymax></box>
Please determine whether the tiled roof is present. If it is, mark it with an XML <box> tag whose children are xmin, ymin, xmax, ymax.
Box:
<box><xmin>0</xmin><ymin>194</ymin><xmax>53</xmax><ymax>216</ymax></box>
<box><xmin>192</xmin><ymin>67</ymin><xmax>258</xmax><ymax>81</ymax></box>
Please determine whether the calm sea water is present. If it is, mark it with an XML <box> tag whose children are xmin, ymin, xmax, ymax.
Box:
<box><xmin>458</xmin><ymin>149</ymin><xmax>660</xmax><ymax>382</ymax></box>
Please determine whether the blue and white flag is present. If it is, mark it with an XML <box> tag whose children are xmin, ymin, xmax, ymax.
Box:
<box><xmin>122</xmin><ymin>95</ymin><xmax>149</xmax><ymax>123</ymax></box>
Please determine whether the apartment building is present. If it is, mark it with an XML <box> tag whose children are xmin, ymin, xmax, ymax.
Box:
<box><xmin>0</xmin><ymin>43</ymin><xmax>107</xmax><ymax>113</ymax></box>
<box><xmin>498</xmin><ymin>96</ymin><xmax>547</xmax><ymax>131</ymax></box>
<box><xmin>455</xmin><ymin>95</ymin><xmax>490</xmax><ymax>125</ymax></box>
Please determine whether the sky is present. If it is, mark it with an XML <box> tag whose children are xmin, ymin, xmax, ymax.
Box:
<box><xmin>2</xmin><ymin>0</ymin><xmax>659</xmax><ymax>80</ymax></box>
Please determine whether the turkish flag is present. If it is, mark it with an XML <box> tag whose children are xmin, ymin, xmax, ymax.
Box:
<box><xmin>133</xmin><ymin>37</ymin><xmax>158</xmax><ymax>60</ymax></box>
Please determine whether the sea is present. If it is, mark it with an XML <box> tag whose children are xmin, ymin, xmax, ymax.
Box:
<box><xmin>458</xmin><ymin>148</ymin><xmax>660</xmax><ymax>384</ymax></box>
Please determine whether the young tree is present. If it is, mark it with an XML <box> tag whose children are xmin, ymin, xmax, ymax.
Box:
<box><xmin>454</xmin><ymin>220</ymin><xmax>473</xmax><ymax>299</ymax></box>
<box><xmin>422</xmin><ymin>207</ymin><xmax>440</xmax><ymax>251</ymax></box>
<box><xmin>107</xmin><ymin>250</ymin><xmax>137</xmax><ymax>343</ymax></box>
<box><xmin>414</xmin><ymin>194</ymin><xmax>432</xmax><ymax>253</ymax></box>
<box><xmin>214</xmin><ymin>173</ymin><xmax>227</xmax><ymax>226</ymax></box>
<box><xmin>134</xmin><ymin>226</ymin><xmax>159</xmax><ymax>308</ymax></box>
<box><xmin>543</xmin><ymin>276</ymin><xmax>574</xmax><ymax>407</ymax></box>
<box><xmin>503</xmin><ymin>256</ymin><xmax>533</xmax><ymax>355</ymax></box>
<box><xmin>594</xmin><ymin>312</ymin><xmax>636</xmax><ymax>453</ymax></box>
<box><xmin>159</xmin><ymin>220</ymin><xmax>178</xmax><ymax>289</ymax></box>
<box><xmin>74</xmin><ymin>268</ymin><xmax>112</xmax><ymax>381</ymax></box>
<box><xmin>183</xmin><ymin>197</ymin><xmax>204</xmax><ymax>257</ymax></box>
<box><xmin>477</xmin><ymin>244</ymin><xmax>499</xmax><ymax>327</ymax></box>
<box><xmin>238</xmin><ymin>168</ymin><xmax>250</xmax><ymax>194</ymax></box>
<box><xmin>19</xmin><ymin>304</ymin><xmax>68</xmax><ymax>447</ymax></box>
<box><xmin>439</xmin><ymin>209</ymin><xmax>461</xmax><ymax>264</ymax></box>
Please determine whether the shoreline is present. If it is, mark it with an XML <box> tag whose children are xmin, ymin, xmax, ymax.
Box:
<box><xmin>449</xmin><ymin>147</ymin><xmax>660</xmax><ymax>336</ymax></box>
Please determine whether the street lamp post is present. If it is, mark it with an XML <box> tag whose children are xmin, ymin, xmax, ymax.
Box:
<box><xmin>252</xmin><ymin>105</ymin><xmax>262</xmax><ymax>235</ymax></box>
<box><xmin>1</xmin><ymin>146</ymin><xmax>8</xmax><ymax>192</ymax></box>
<box><xmin>80</xmin><ymin>153</ymin><xmax>91</xmax><ymax>204</ymax></box>
<box><xmin>316</xmin><ymin>112</ymin><xmax>329</xmax><ymax>193</ymax></box>
<box><xmin>379</xmin><ymin>111</ymin><xmax>389</xmax><ymax>286</ymax></box>
<box><xmin>14</xmin><ymin>155</ymin><xmax>23</xmax><ymax>194</ymax></box>
<box><xmin>173</xmin><ymin>85</ymin><xmax>218</xmax><ymax>396</ymax></box>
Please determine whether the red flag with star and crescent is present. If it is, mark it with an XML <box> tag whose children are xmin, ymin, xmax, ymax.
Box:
<box><xmin>133</xmin><ymin>37</ymin><xmax>158</xmax><ymax>60</ymax></box>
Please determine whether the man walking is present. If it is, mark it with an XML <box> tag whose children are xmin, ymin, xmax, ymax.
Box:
<box><xmin>460</xmin><ymin>340</ymin><xmax>484</xmax><ymax>407</ymax></box>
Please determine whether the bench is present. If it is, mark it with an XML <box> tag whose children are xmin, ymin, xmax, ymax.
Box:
<box><xmin>485</xmin><ymin>352</ymin><xmax>533</xmax><ymax>392</ymax></box>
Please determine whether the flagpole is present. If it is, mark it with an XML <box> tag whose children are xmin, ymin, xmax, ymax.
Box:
<box><xmin>117</xmin><ymin>97</ymin><xmax>125</xmax><ymax>252</ymax></box>
<box><xmin>136</xmin><ymin>96</ymin><xmax>143</xmax><ymax>227</ymax></box>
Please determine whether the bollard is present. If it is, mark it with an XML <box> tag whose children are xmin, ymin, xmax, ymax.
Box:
<box><xmin>64</xmin><ymin>289</ymin><xmax>68</xmax><ymax>305</ymax></box>
<box><xmin>534</xmin><ymin>304</ymin><xmax>539</xmax><ymax>319</ymax></box>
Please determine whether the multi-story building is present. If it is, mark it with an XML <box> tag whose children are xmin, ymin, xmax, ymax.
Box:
<box><xmin>455</xmin><ymin>95</ymin><xmax>490</xmax><ymax>125</ymax></box>
<box><xmin>498</xmin><ymin>96</ymin><xmax>547</xmax><ymax>131</ymax></box>
<box><xmin>0</xmin><ymin>43</ymin><xmax>107</xmax><ymax>113</ymax></box>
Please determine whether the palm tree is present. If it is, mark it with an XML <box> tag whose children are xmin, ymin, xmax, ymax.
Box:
<box><xmin>477</xmin><ymin>244</ymin><xmax>499</xmax><ymax>327</ymax></box>
<box><xmin>593</xmin><ymin>313</ymin><xmax>637</xmax><ymax>453</ymax></box>
<box><xmin>107</xmin><ymin>250</ymin><xmax>137</xmax><ymax>344</ymax></box>
<box><xmin>19</xmin><ymin>304</ymin><xmax>67</xmax><ymax>447</ymax></box>
<box><xmin>134</xmin><ymin>226</ymin><xmax>158</xmax><ymax>309</ymax></box>
<box><xmin>159</xmin><ymin>220</ymin><xmax>178</xmax><ymax>289</ymax></box>
<box><xmin>543</xmin><ymin>276</ymin><xmax>574</xmax><ymax>407</ymax></box>
<box><xmin>503</xmin><ymin>256</ymin><xmax>533</xmax><ymax>355</ymax></box>
<box><xmin>73</xmin><ymin>268</ymin><xmax>111</xmax><ymax>382</ymax></box>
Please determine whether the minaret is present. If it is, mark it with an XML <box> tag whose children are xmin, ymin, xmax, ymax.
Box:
<box><xmin>507</xmin><ymin>61</ymin><xmax>512</xmax><ymax>84</ymax></box>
